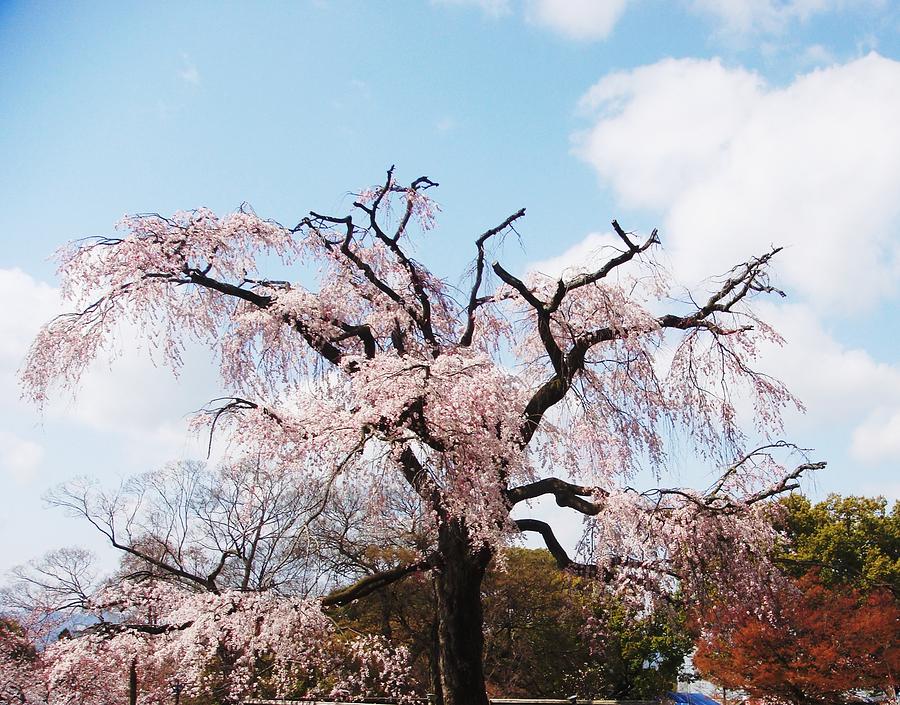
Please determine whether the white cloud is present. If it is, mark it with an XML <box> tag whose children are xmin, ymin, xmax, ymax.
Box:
<box><xmin>851</xmin><ymin>412</ymin><xmax>900</xmax><ymax>464</ymax></box>
<box><xmin>0</xmin><ymin>268</ymin><xmax>62</xmax><ymax>416</ymax></box>
<box><xmin>0</xmin><ymin>268</ymin><xmax>217</xmax><ymax>475</ymax></box>
<box><xmin>575</xmin><ymin>53</ymin><xmax>900</xmax><ymax>313</ymax></box>
<box><xmin>39</xmin><ymin>314</ymin><xmax>222</xmax><ymax>469</ymax></box>
<box><xmin>0</xmin><ymin>271</ymin><xmax>54</xmax><ymax>485</ymax></box>
<box><xmin>690</xmin><ymin>0</ymin><xmax>833</xmax><ymax>34</ymax></box>
<box><xmin>0</xmin><ymin>268</ymin><xmax>60</xmax><ymax>366</ymax></box>
<box><xmin>577</xmin><ymin>58</ymin><xmax>764</xmax><ymax>211</ymax></box>
<box><xmin>0</xmin><ymin>431</ymin><xmax>43</xmax><ymax>484</ymax></box>
<box><xmin>755</xmin><ymin>302</ymin><xmax>900</xmax><ymax>427</ymax></box>
<box><xmin>524</xmin><ymin>0</ymin><xmax>630</xmax><ymax>41</ymax></box>
<box><xmin>530</xmin><ymin>231</ymin><xmax>624</xmax><ymax>279</ymax></box>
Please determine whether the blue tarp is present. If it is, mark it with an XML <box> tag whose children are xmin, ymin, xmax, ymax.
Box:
<box><xmin>668</xmin><ymin>693</ymin><xmax>722</xmax><ymax>705</ymax></box>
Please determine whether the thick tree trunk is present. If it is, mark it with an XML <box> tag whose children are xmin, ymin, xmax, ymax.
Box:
<box><xmin>434</xmin><ymin>521</ymin><xmax>491</xmax><ymax>705</ymax></box>
<box><xmin>429</xmin><ymin>586</ymin><xmax>444</xmax><ymax>705</ymax></box>
<box><xmin>128</xmin><ymin>658</ymin><xmax>137</xmax><ymax>705</ymax></box>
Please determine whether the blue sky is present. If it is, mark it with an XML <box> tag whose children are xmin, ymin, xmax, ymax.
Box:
<box><xmin>1</xmin><ymin>0</ymin><xmax>900</xmax><ymax>573</ymax></box>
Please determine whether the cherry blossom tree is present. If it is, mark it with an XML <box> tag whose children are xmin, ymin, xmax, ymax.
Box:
<box><xmin>3</xmin><ymin>461</ymin><xmax>421</xmax><ymax>703</ymax></box>
<box><xmin>37</xmin><ymin>580</ymin><xmax>413</xmax><ymax>705</ymax></box>
<box><xmin>21</xmin><ymin>168</ymin><xmax>824</xmax><ymax>705</ymax></box>
<box><xmin>0</xmin><ymin>616</ymin><xmax>49</xmax><ymax>704</ymax></box>
<box><xmin>3</xmin><ymin>547</ymin><xmax>416</xmax><ymax>704</ymax></box>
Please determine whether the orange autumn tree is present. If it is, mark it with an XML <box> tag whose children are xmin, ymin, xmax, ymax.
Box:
<box><xmin>693</xmin><ymin>572</ymin><xmax>900</xmax><ymax>705</ymax></box>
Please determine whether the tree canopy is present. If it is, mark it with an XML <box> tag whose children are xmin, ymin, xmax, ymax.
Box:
<box><xmin>692</xmin><ymin>493</ymin><xmax>900</xmax><ymax>704</ymax></box>
<box><xmin>693</xmin><ymin>571</ymin><xmax>899</xmax><ymax>705</ymax></box>
<box><xmin>779</xmin><ymin>493</ymin><xmax>900</xmax><ymax>593</ymax></box>
<box><xmin>17</xmin><ymin>169</ymin><xmax>822</xmax><ymax>704</ymax></box>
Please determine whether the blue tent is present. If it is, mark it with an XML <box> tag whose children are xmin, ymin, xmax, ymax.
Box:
<box><xmin>668</xmin><ymin>693</ymin><xmax>722</xmax><ymax>705</ymax></box>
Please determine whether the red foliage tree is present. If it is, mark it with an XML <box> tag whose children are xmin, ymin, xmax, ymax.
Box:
<box><xmin>693</xmin><ymin>572</ymin><xmax>900</xmax><ymax>705</ymax></box>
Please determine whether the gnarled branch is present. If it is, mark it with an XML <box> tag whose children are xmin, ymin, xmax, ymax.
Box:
<box><xmin>514</xmin><ymin>519</ymin><xmax>606</xmax><ymax>579</ymax></box>
<box><xmin>321</xmin><ymin>553</ymin><xmax>438</xmax><ymax>607</ymax></box>
<box><xmin>505</xmin><ymin>477</ymin><xmax>605</xmax><ymax>515</ymax></box>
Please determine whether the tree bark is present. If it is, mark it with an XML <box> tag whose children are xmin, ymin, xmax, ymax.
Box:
<box><xmin>429</xmin><ymin>585</ymin><xmax>444</xmax><ymax>705</ymax></box>
<box><xmin>433</xmin><ymin>521</ymin><xmax>491</xmax><ymax>705</ymax></box>
<box><xmin>128</xmin><ymin>658</ymin><xmax>137</xmax><ymax>705</ymax></box>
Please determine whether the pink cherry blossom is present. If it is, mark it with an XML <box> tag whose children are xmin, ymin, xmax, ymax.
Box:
<box><xmin>19</xmin><ymin>171</ymin><xmax>823</xmax><ymax>704</ymax></box>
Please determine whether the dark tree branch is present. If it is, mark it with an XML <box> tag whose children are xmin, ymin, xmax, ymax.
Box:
<box><xmin>546</xmin><ymin>225</ymin><xmax>659</xmax><ymax>313</ymax></box>
<box><xmin>321</xmin><ymin>554</ymin><xmax>438</xmax><ymax>607</ymax></box>
<box><xmin>109</xmin><ymin>538</ymin><xmax>221</xmax><ymax>594</ymax></box>
<box><xmin>492</xmin><ymin>262</ymin><xmax>564</xmax><ymax>374</ymax></box>
<box><xmin>391</xmin><ymin>176</ymin><xmax>438</xmax><ymax>242</ymax></box>
<box><xmin>46</xmin><ymin>486</ymin><xmax>223</xmax><ymax>594</ymax></box>
<box><xmin>516</xmin><ymin>519</ymin><xmax>683</xmax><ymax>584</ymax></box>
<box><xmin>353</xmin><ymin>173</ymin><xmax>439</xmax><ymax>350</ymax></box>
<box><xmin>182</xmin><ymin>269</ymin><xmax>347</xmax><ymax>367</ymax></box>
<box><xmin>516</xmin><ymin>245</ymin><xmax>787</xmax><ymax>447</ymax></box>
<box><xmin>504</xmin><ymin>477</ymin><xmax>606</xmax><ymax>515</ymax></box>
<box><xmin>742</xmin><ymin>461</ymin><xmax>826</xmax><ymax>505</ymax></box>
<box><xmin>85</xmin><ymin>620</ymin><xmax>193</xmax><ymax>637</ymax></box>
<box><xmin>334</xmin><ymin>322</ymin><xmax>377</xmax><ymax>359</ymax></box>
<box><xmin>514</xmin><ymin>519</ymin><xmax>606</xmax><ymax>579</ymax></box>
<box><xmin>307</xmin><ymin>206</ymin><xmax>437</xmax><ymax>352</ymax></box>
<box><xmin>490</xmin><ymin>262</ymin><xmax>545</xmax><ymax>312</ymax></box>
<box><xmin>640</xmin><ymin>456</ymin><xmax>824</xmax><ymax>511</ymax></box>
<box><xmin>396</xmin><ymin>446</ymin><xmax>444</xmax><ymax>515</ymax></box>
<box><xmin>460</xmin><ymin>208</ymin><xmax>526</xmax><ymax>347</ymax></box>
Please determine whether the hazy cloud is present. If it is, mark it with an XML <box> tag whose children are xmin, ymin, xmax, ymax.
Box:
<box><xmin>524</xmin><ymin>0</ymin><xmax>630</xmax><ymax>40</ymax></box>
<box><xmin>0</xmin><ymin>431</ymin><xmax>43</xmax><ymax>484</ymax></box>
<box><xmin>852</xmin><ymin>412</ymin><xmax>900</xmax><ymax>464</ymax></box>
<box><xmin>431</xmin><ymin>0</ymin><xmax>512</xmax><ymax>18</ymax></box>
<box><xmin>434</xmin><ymin>0</ymin><xmax>885</xmax><ymax>42</ymax></box>
<box><xmin>688</xmin><ymin>0</ymin><xmax>881</xmax><ymax>35</ymax></box>
<box><xmin>179</xmin><ymin>54</ymin><xmax>201</xmax><ymax>86</ymax></box>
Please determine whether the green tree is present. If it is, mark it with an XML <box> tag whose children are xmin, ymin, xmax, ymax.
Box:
<box><xmin>566</xmin><ymin>597</ymin><xmax>693</xmax><ymax>699</ymax></box>
<box><xmin>481</xmin><ymin>548</ymin><xmax>587</xmax><ymax>697</ymax></box>
<box><xmin>779</xmin><ymin>493</ymin><xmax>900</xmax><ymax>593</ymax></box>
<box><xmin>336</xmin><ymin>548</ymin><xmax>693</xmax><ymax>699</ymax></box>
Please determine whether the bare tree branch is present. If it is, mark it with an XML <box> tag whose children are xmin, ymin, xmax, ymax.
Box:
<box><xmin>460</xmin><ymin>208</ymin><xmax>526</xmax><ymax>347</ymax></box>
